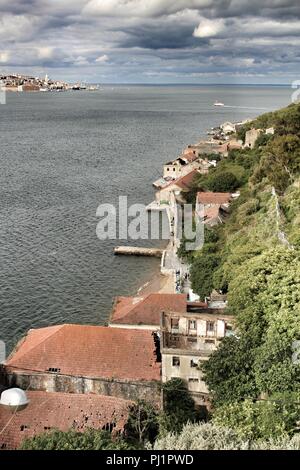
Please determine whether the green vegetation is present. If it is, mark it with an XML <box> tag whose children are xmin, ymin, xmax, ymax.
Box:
<box><xmin>152</xmin><ymin>422</ymin><xmax>300</xmax><ymax>450</ymax></box>
<box><xmin>159</xmin><ymin>378</ymin><xmax>199</xmax><ymax>435</ymax></box>
<box><xmin>21</xmin><ymin>429</ymin><xmax>137</xmax><ymax>450</ymax></box>
<box><xmin>186</xmin><ymin>103</ymin><xmax>300</xmax><ymax>442</ymax></box>
<box><xmin>213</xmin><ymin>395</ymin><xmax>300</xmax><ymax>440</ymax></box>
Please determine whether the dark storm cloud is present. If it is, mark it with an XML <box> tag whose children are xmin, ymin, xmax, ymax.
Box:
<box><xmin>0</xmin><ymin>0</ymin><xmax>299</xmax><ymax>83</ymax></box>
<box><xmin>119</xmin><ymin>22</ymin><xmax>208</xmax><ymax>49</ymax></box>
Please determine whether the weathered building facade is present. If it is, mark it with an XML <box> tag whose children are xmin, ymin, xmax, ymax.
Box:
<box><xmin>161</xmin><ymin>310</ymin><xmax>234</xmax><ymax>405</ymax></box>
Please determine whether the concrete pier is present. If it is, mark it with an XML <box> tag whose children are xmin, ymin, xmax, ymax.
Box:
<box><xmin>114</xmin><ymin>246</ymin><xmax>163</xmax><ymax>258</ymax></box>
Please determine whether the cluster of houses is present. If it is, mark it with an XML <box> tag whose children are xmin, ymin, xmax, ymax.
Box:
<box><xmin>0</xmin><ymin>74</ymin><xmax>94</xmax><ymax>92</ymax></box>
<box><xmin>1</xmin><ymin>120</ymin><xmax>269</xmax><ymax>449</ymax></box>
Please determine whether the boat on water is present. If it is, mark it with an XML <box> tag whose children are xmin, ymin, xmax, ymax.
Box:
<box><xmin>214</xmin><ymin>101</ymin><xmax>225</xmax><ymax>107</ymax></box>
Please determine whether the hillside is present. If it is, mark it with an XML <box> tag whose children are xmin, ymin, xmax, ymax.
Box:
<box><xmin>187</xmin><ymin>103</ymin><xmax>300</xmax><ymax>441</ymax></box>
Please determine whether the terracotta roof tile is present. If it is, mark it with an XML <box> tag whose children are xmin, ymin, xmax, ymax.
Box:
<box><xmin>0</xmin><ymin>391</ymin><xmax>132</xmax><ymax>449</ymax></box>
<box><xmin>197</xmin><ymin>192</ymin><xmax>232</xmax><ymax>205</ymax></box>
<box><xmin>164</xmin><ymin>169</ymin><xmax>199</xmax><ymax>191</ymax></box>
<box><xmin>6</xmin><ymin>325</ymin><xmax>161</xmax><ymax>382</ymax></box>
<box><xmin>110</xmin><ymin>293</ymin><xmax>187</xmax><ymax>326</ymax></box>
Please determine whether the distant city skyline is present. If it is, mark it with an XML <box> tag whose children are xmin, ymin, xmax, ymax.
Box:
<box><xmin>0</xmin><ymin>1</ymin><xmax>299</xmax><ymax>84</ymax></box>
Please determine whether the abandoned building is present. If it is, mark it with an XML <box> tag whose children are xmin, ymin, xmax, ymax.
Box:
<box><xmin>0</xmin><ymin>390</ymin><xmax>133</xmax><ymax>450</ymax></box>
<box><xmin>160</xmin><ymin>309</ymin><xmax>234</xmax><ymax>406</ymax></box>
<box><xmin>110</xmin><ymin>293</ymin><xmax>187</xmax><ymax>330</ymax></box>
<box><xmin>3</xmin><ymin>324</ymin><xmax>162</xmax><ymax>405</ymax></box>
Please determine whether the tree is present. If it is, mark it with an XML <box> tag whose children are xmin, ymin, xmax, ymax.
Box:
<box><xmin>127</xmin><ymin>400</ymin><xmax>159</xmax><ymax>444</ymax></box>
<box><xmin>20</xmin><ymin>429</ymin><xmax>137</xmax><ymax>450</ymax></box>
<box><xmin>190</xmin><ymin>253</ymin><xmax>220</xmax><ymax>300</ymax></box>
<box><xmin>206</xmin><ymin>171</ymin><xmax>240</xmax><ymax>192</ymax></box>
<box><xmin>252</xmin><ymin>135</ymin><xmax>300</xmax><ymax>192</ymax></box>
<box><xmin>152</xmin><ymin>421</ymin><xmax>300</xmax><ymax>450</ymax></box>
<box><xmin>159</xmin><ymin>378</ymin><xmax>198</xmax><ymax>435</ymax></box>
<box><xmin>213</xmin><ymin>394</ymin><xmax>300</xmax><ymax>440</ymax></box>
<box><xmin>204</xmin><ymin>247</ymin><xmax>300</xmax><ymax>408</ymax></box>
<box><xmin>202</xmin><ymin>336</ymin><xmax>259</xmax><ymax>405</ymax></box>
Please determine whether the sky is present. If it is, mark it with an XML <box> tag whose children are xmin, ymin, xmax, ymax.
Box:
<box><xmin>0</xmin><ymin>0</ymin><xmax>299</xmax><ymax>84</ymax></box>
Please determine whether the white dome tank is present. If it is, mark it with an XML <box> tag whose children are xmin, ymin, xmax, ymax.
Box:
<box><xmin>0</xmin><ymin>388</ymin><xmax>29</xmax><ymax>411</ymax></box>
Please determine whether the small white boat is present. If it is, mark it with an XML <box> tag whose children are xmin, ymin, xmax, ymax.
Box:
<box><xmin>214</xmin><ymin>101</ymin><xmax>224</xmax><ymax>107</ymax></box>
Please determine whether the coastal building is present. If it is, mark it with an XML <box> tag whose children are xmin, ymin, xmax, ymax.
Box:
<box><xmin>184</xmin><ymin>142</ymin><xmax>225</xmax><ymax>157</ymax></box>
<box><xmin>195</xmin><ymin>192</ymin><xmax>233</xmax><ymax>227</ymax></box>
<box><xmin>196</xmin><ymin>192</ymin><xmax>232</xmax><ymax>207</ymax></box>
<box><xmin>161</xmin><ymin>309</ymin><xmax>234</xmax><ymax>406</ymax></box>
<box><xmin>3</xmin><ymin>324</ymin><xmax>161</xmax><ymax>405</ymax></box>
<box><xmin>163</xmin><ymin>153</ymin><xmax>199</xmax><ymax>180</ymax></box>
<box><xmin>155</xmin><ymin>169</ymin><xmax>200</xmax><ymax>205</ymax></box>
<box><xmin>110</xmin><ymin>293</ymin><xmax>187</xmax><ymax>330</ymax></box>
<box><xmin>197</xmin><ymin>205</ymin><xmax>225</xmax><ymax>227</ymax></box>
<box><xmin>18</xmin><ymin>84</ymin><xmax>40</xmax><ymax>92</ymax></box>
<box><xmin>220</xmin><ymin>122</ymin><xmax>236</xmax><ymax>134</ymax></box>
<box><xmin>244</xmin><ymin>128</ymin><xmax>262</xmax><ymax>148</ymax></box>
<box><xmin>154</xmin><ymin>157</ymin><xmax>210</xmax><ymax>190</ymax></box>
<box><xmin>0</xmin><ymin>391</ymin><xmax>133</xmax><ymax>449</ymax></box>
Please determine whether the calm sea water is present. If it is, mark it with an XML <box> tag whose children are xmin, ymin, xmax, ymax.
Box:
<box><xmin>0</xmin><ymin>85</ymin><xmax>291</xmax><ymax>350</ymax></box>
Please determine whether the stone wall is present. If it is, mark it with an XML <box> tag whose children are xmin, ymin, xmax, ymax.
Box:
<box><xmin>4</xmin><ymin>369</ymin><xmax>162</xmax><ymax>407</ymax></box>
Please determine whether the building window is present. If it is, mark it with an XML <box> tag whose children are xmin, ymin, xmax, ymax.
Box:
<box><xmin>172</xmin><ymin>356</ymin><xmax>180</xmax><ymax>367</ymax></box>
<box><xmin>47</xmin><ymin>367</ymin><xmax>61</xmax><ymax>373</ymax></box>
<box><xmin>207</xmin><ymin>321</ymin><xmax>215</xmax><ymax>333</ymax></box>
<box><xmin>171</xmin><ymin>318</ymin><xmax>179</xmax><ymax>329</ymax></box>
<box><xmin>189</xmin><ymin>320</ymin><xmax>196</xmax><ymax>330</ymax></box>
<box><xmin>190</xmin><ymin>359</ymin><xmax>198</xmax><ymax>368</ymax></box>
<box><xmin>188</xmin><ymin>378</ymin><xmax>199</xmax><ymax>383</ymax></box>
<box><xmin>167</xmin><ymin>168</ymin><xmax>169</xmax><ymax>171</ymax></box>
<box><xmin>187</xmin><ymin>337</ymin><xmax>197</xmax><ymax>343</ymax></box>
<box><xmin>170</xmin><ymin>334</ymin><xmax>180</xmax><ymax>342</ymax></box>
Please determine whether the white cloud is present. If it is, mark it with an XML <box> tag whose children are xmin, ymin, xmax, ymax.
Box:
<box><xmin>95</xmin><ymin>54</ymin><xmax>109</xmax><ymax>63</ymax></box>
<box><xmin>73</xmin><ymin>55</ymin><xmax>90</xmax><ymax>66</ymax></box>
<box><xmin>0</xmin><ymin>14</ymin><xmax>40</xmax><ymax>41</ymax></box>
<box><xmin>83</xmin><ymin>0</ymin><xmax>213</xmax><ymax>18</ymax></box>
<box><xmin>37</xmin><ymin>47</ymin><xmax>54</xmax><ymax>60</ymax></box>
<box><xmin>0</xmin><ymin>51</ymin><xmax>9</xmax><ymax>63</ymax></box>
<box><xmin>193</xmin><ymin>18</ymin><xmax>225</xmax><ymax>38</ymax></box>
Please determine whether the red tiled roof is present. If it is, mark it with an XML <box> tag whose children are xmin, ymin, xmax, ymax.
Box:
<box><xmin>6</xmin><ymin>325</ymin><xmax>161</xmax><ymax>382</ymax></box>
<box><xmin>197</xmin><ymin>192</ymin><xmax>232</xmax><ymax>205</ymax></box>
<box><xmin>0</xmin><ymin>391</ymin><xmax>132</xmax><ymax>449</ymax></box>
<box><xmin>111</xmin><ymin>293</ymin><xmax>187</xmax><ymax>326</ymax></box>
<box><xmin>198</xmin><ymin>205</ymin><xmax>221</xmax><ymax>224</ymax></box>
<box><xmin>181</xmin><ymin>152</ymin><xmax>197</xmax><ymax>163</ymax></box>
<box><xmin>164</xmin><ymin>169</ymin><xmax>199</xmax><ymax>191</ymax></box>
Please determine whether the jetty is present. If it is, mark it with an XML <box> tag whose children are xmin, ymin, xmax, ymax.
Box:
<box><xmin>114</xmin><ymin>246</ymin><xmax>163</xmax><ymax>258</ymax></box>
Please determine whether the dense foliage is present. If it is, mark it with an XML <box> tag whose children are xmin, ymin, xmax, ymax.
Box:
<box><xmin>152</xmin><ymin>422</ymin><xmax>300</xmax><ymax>450</ymax></box>
<box><xmin>21</xmin><ymin>429</ymin><xmax>137</xmax><ymax>450</ymax></box>
<box><xmin>188</xmin><ymin>103</ymin><xmax>300</xmax><ymax>440</ymax></box>
<box><xmin>159</xmin><ymin>378</ymin><xmax>199</xmax><ymax>435</ymax></box>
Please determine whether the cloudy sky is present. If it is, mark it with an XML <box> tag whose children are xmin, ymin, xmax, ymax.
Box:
<box><xmin>0</xmin><ymin>0</ymin><xmax>299</xmax><ymax>84</ymax></box>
